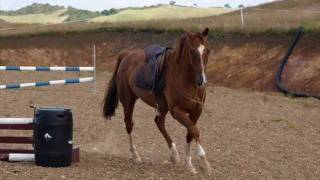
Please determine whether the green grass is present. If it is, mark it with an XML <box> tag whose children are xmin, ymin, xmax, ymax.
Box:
<box><xmin>90</xmin><ymin>5</ymin><xmax>232</xmax><ymax>22</ymax></box>
<box><xmin>0</xmin><ymin>3</ymin><xmax>64</xmax><ymax>15</ymax></box>
<box><xmin>0</xmin><ymin>9</ymin><xmax>67</xmax><ymax>24</ymax></box>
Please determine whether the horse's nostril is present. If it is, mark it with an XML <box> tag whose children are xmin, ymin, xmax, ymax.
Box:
<box><xmin>196</xmin><ymin>76</ymin><xmax>203</xmax><ymax>86</ymax></box>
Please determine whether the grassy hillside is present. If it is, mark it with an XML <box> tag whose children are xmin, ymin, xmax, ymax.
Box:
<box><xmin>95</xmin><ymin>0</ymin><xmax>320</xmax><ymax>32</ymax></box>
<box><xmin>0</xmin><ymin>4</ymin><xmax>231</xmax><ymax>25</ymax></box>
<box><xmin>62</xmin><ymin>8</ymin><xmax>100</xmax><ymax>22</ymax></box>
<box><xmin>0</xmin><ymin>3</ymin><xmax>64</xmax><ymax>15</ymax></box>
<box><xmin>258</xmin><ymin>0</ymin><xmax>320</xmax><ymax>10</ymax></box>
<box><xmin>1</xmin><ymin>0</ymin><xmax>320</xmax><ymax>37</ymax></box>
<box><xmin>90</xmin><ymin>5</ymin><xmax>232</xmax><ymax>22</ymax></box>
<box><xmin>0</xmin><ymin>9</ymin><xmax>68</xmax><ymax>24</ymax></box>
<box><xmin>0</xmin><ymin>3</ymin><xmax>100</xmax><ymax>24</ymax></box>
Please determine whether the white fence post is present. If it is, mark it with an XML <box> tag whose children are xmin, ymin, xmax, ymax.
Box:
<box><xmin>93</xmin><ymin>44</ymin><xmax>97</xmax><ymax>94</ymax></box>
<box><xmin>241</xmin><ymin>8</ymin><xmax>245</xmax><ymax>26</ymax></box>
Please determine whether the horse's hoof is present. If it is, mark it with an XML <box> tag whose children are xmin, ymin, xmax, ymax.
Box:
<box><xmin>200</xmin><ymin>164</ymin><xmax>212</xmax><ymax>176</ymax></box>
<box><xmin>135</xmin><ymin>157</ymin><xmax>142</xmax><ymax>163</ymax></box>
<box><xmin>170</xmin><ymin>154</ymin><xmax>180</xmax><ymax>165</ymax></box>
<box><xmin>130</xmin><ymin>156</ymin><xmax>142</xmax><ymax>163</ymax></box>
<box><xmin>129</xmin><ymin>153</ymin><xmax>142</xmax><ymax>163</ymax></box>
<box><xmin>129</xmin><ymin>147</ymin><xmax>142</xmax><ymax>163</ymax></box>
<box><xmin>199</xmin><ymin>157</ymin><xmax>212</xmax><ymax>176</ymax></box>
<box><xmin>186</xmin><ymin>163</ymin><xmax>197</xmax><ymax>174</ymax></box>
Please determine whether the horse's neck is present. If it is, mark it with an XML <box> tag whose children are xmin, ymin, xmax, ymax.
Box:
<box><xmin>167</xmin><ymin>49</ymin><xmax>198</xmax><ymax>92</ymax></box>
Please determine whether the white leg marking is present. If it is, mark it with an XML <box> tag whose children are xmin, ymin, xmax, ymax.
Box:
<box><xmin>186</xmin><ymin>143</ymin><xmax>192</xmax><ymax>163</ymax></box>
<box><xmin>170</xmin><ymin>142</ymin><xmax>180</xmax><ymax>164</ymax></box>
<box><xmin>129</xmin><ymin>134</ymin><xmax>142</xmax><ymax>162</ymax></box>
<box><xmin>198</xmin><ymin>44</ymin><xmax>207</xmax><ymax>85</ymax></box>
<box><xmin>196</xmin><ymin>142</ymin><xmax>212</xmax><ymax>175</ymax></box>
<box><xmin>185</xmin><ymin>143</ymin><xmax>197</xmax><ymax>174</ymax></box>
<box><xmin>197</xmin><ymin>143</ymin><xmax>206</xmax><ymax>157</ymax></box>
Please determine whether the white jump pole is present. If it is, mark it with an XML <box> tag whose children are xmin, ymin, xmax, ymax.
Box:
<box><xmin>9</xmin><ymin>154</ymin><xmax>35</xmax><ymax>162</ymax></box>
<box><xmin>0</xmin><ymin>77</ymin><xmax>94</xmax><ymax>90</ymax></box>
<box><xmin>0</xmin><ymin>118</ymin><xmax>33</xmax><ymax>124</ymax></box>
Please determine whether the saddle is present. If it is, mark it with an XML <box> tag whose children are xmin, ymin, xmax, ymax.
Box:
<box><xmin>135</xmin><ymin>45</ymin><xmax>172</xmax><ymax>97</ymax></box>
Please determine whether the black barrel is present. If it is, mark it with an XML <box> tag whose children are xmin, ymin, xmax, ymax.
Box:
<box><xmin>34</xmin><ymin>107</ymin><xmax>73</xmax><ymax>167</ymax></box>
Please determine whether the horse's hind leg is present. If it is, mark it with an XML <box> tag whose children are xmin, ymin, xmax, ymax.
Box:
<box><xmin>121</xmin><ymin>96</ymin><xmax>141</xmax><ymax>162</ymax></box>
<box><xmin>154</xmin><ymin>111</ymin><xmax>180</xmax><ymax>164</ymax></box>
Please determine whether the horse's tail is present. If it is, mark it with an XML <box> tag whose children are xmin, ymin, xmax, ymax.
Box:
<box><xmin>103</xmin><ymin>51</ymin><xmax>128</xmax><ymax>120</ymax></box>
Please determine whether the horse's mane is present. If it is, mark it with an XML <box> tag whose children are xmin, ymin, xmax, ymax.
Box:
<box><xmin>172</xmin><ymin>34</ymin><xmax>187</xmax><ymax>62</ymax></box>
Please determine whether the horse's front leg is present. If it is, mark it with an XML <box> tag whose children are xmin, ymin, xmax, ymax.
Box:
<box><xmin>171</xmin><ymin>106</ymin><xmax>211</xmax><ymax>175</ymax></box>
<box><xmin>189</xmin><ymin>110</ymin><xmax>212</xmax><ymax>175</ymax></box>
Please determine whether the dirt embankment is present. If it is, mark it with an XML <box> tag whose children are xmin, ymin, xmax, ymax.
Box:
<box><xmin>0</xmin><ymin>31</ymin><xmax>319</xmax><ymax>94</ymax></box>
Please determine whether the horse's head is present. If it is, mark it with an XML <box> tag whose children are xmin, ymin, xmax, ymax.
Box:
<box><xmin>176</xmin><ymin>28</ymin><xmax>210</xmax><ymax>87</ymax></box>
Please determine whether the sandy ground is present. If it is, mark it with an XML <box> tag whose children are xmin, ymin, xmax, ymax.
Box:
<box><xmin>0</xmin><ymin>71</ymin><xmax>320</xmax><ymax>180</ymax></box>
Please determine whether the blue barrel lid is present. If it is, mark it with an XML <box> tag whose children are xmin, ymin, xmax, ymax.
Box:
<box><xmin>37</xmin><ymin>107</ymin><xmax>71</xmax><ymax>112</ymax></box>
<box><xmin>34</xmin><ymin>107</ymin><xmax>72</xmax><ymax>125</ymax></box>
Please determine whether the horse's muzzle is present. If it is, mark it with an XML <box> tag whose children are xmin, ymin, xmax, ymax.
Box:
<box><xmin>196</xmin><ymin>75</ymin><xmax>207</xmax><ymax>87</ymax></box>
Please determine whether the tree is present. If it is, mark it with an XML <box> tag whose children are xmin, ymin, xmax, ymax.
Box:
<box><xmin>238</xmin><ymin>4</ymin><xmax>245</xmax><ymax>9</ymax></box>
<box><xmin>101</xmin><ymin>8</ymin><xmax>118</xmax><ymax>16</ymax></box>
<box><xmin>194</xmin><ymin>3</ymin><xmax>198</xmax><ymax>7</ymax></box>
<box><xmin>224</xmin><ymin>4</ymin><xmax>231</xmax><ymax>9</ymax></box>
<box><xmin>101</xmin><ymin>9</ymin><xmax>110</xmax><ymax>15</ymax></box>
<box><xmin>169</xmin><ymin>1</ymin><xmax>176</xmax><ymax>6</ymax></box>
<box><xmin>108</xmin><ymin>8</ymin><xmax>118</xmax><ymax>15</ymax></box>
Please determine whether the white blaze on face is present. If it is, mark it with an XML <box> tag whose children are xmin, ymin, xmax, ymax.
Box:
<box><xmin>197</xmin><ymin>44</ymin><xmax>207</xmax><ymax>85</ymax></box>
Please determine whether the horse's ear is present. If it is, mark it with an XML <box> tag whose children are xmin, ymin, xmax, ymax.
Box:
<box><xmin>202</xmin><ymin>27</ymin><xmax>209</xmax><ymax>37</ymax></box>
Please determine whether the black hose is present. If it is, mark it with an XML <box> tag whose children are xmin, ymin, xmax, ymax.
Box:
<box><xmin>276</xmin><ymin>27</ymin><xmax>320</xmax><ymax>99</ymax></box>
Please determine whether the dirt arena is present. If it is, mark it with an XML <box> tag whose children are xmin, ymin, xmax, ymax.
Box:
<box><xmin>0</xmin><ymin>71</ymin><xmax>319</xmax><ymax>179</ymax></box>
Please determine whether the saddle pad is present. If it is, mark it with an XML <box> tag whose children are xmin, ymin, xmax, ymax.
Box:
<box><xmin>135</xmin><ymin>45</ymin><xmax>169</xmax><ymax>92</ymax></box>
<box><xmin>144</xmin><ymin>45</ymin><xmax>166</xmax><ymax>62</ymax></box>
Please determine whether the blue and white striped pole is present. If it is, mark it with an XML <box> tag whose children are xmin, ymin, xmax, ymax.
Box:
<box><xmin>0</xmin><ymin>66</ymin><xmax>94</xmax><ymax>72</ymax></box>
<box><xmin>0</xmin><ymin>77</ymin><xmax>94</xmax><ymax>89</ymax></box>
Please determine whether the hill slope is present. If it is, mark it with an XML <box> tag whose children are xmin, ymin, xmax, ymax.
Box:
<box><xmin>0</xmin><ymin>9</ymin><xmax>68</xmax><ymax>24</ymax></box>
<box><xmin>0</xmin><ymin>3</ymin><xmax>64</xmax><ymax>15</ymax></box>
<box><xmin>258</xmin><ymin>0</ymin><xmax>320</xmax><ymax>10</ymax></box>
<box><xmin>0</xmin><ymin>3</ymin><xmax>100</xmax><ymax>24</ymax></box>
<box><xmin>90</xmin><ymin>5</ymin><xmax>232</xmax><ymax>22</ymax></box>
<box><xmin>1</xmin><ymin>0</ymin><xmax>320</xmax><ymax>34</ymax></box>
<box><xmin>0</xmin><ymin>3</ymin><xmax>233</xmax><ymax>25</ymax></box>
<box><xmin>107</xmin><ymin>0</ymin><xmax>320</xmax><ymax>32</ymax></box>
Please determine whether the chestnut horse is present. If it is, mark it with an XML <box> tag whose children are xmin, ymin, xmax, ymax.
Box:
<box><xmin>103</xmin><ymin>28</ymin><xmax>211</xmax><ymax>175</ymax></box>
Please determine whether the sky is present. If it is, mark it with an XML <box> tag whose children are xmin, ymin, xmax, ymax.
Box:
<box><xmin>0</xmin><ymin>0</ymin><xmax>277</xmax><ymax>11</ymax></box>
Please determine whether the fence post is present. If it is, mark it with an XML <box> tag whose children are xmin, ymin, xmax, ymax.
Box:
<box><xmin>241</xmin><ymin>8</ymin><xmax>245</xmax><ymax>26</ymax></box>
<box><xmin>93</xmin><ymin>44</ymin><xmax>97</xmax><ymax>94</ymax></box>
